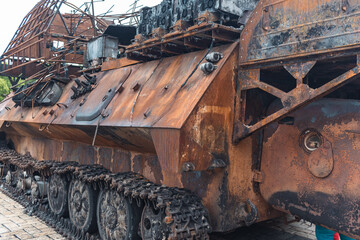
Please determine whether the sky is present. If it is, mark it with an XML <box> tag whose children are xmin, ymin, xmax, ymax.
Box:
<box><xmin>0</xmin><ymin>0</ymin><xmax>161</xmax><ymax>54</ymax></box>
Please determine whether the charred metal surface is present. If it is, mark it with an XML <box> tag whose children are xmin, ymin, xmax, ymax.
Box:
<box><xmin>268</xmin><ymin>191</ymin><xmax>360</xmax><ymax>239</ymax></box>
<box><xmin>127</xmin><ymin>24</ymin><xmax>240</xmax><ymax>61</ymax></box>
<box><xmin>137</xmin><ymin>0</ymin><xmax>258</xmax><ymax>37</ymax></box>
<box><xmin>261</xmin><ymin>98</ymin><xmax>360</xmax><ymax>238</ymax></box>
<box><xmin>240</xmin><ymin>0</ymin><xmax>360</xmax><ymax>66</ymax></box>
<box><xmin>178</xmin><ymin>46</ymin><xmax>280</xmax><ymax>232</ymax></box>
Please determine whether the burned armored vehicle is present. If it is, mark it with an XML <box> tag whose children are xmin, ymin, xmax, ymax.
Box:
<box><xmin>1</xmin><ymin>0</ymin><xmax>360</xmax><ymax>239</ymax></box>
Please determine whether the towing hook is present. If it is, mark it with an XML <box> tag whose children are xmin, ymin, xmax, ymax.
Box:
<box><xmin>244</xmin><ymin>199</ymin><xmax>259</xmax><ymax>226</ymax></box>
<box><xmin>238</xmin><ymin>199</ymin><xmax>259</xmax><ymax>226</ymax></box>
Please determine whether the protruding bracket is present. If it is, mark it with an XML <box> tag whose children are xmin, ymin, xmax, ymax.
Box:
<box><xmin>253</xmin><ymin>170</ymin><xmax>263</xmax><ymax>183</ymax></box>
<box><xmin>262</xmin><ymin>6</ymin><xmax>270</xmax><ymax>31</ymax></box>
<box><xmin>233</xmin><ymin>64</ymin><xmax>360</xmax><ymax>143</ymax></box>
<box><xmin>233</xmin><ymin>68</ymin><xmax>261</xmax><ymax>144</ymax></box>
<box><xmin>284</xmin><ymin>61</ymin><xmax>316</xmax><ymax>87</ymax></box>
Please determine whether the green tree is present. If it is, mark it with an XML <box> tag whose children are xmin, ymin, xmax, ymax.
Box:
<box><xmin>0</xmin><ymin>76</ymin><xmax>10</xmax><ymax>101</ymax></box>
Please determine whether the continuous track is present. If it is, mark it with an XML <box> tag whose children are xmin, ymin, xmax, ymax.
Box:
<box><xmin>0</xmin><ymin>141</ymin><xmax>211</xmax><ymax>240</ymax></box>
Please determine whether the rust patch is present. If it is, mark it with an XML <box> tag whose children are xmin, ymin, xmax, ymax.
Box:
<box><xmin>307</xmin><ymin>140</ymin><xmax>334</xmax><ymax>178</ymax></box>
<box><xmin>240</xmin><ymin>0</ymin><xmax>360</xmax><ymax>65</ymax></box>
<box><xmin>261</xmin><ymin>98</ymin><xmax>360</xmax><ymax>237</ymax></box>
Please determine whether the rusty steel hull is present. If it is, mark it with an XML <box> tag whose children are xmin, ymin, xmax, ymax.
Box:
<box><xmin>261</xmin><ymin>98</ymin><xmax>360</xmax><ymax>238</ymax></box>
<box><xmin>240</xmin><ymin>0</ymin><xmax>360</xmax><ymax>66</ymax></box>
<box><xmin>236</xmin><ymin>2</ymin><xmax>360</xmax><ymax>236</ymax></box>
<box><xmin>0</xmin><ymin>43</ymin><xmax>279</xmax><ymax>232</ymax></box>
<box><xmin>5</xmin><ymin>0</ymin><xmax>360</xmax><ymax>237</ymax></box>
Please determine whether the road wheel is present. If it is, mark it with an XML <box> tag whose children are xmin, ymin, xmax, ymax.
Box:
<box><xmin>97</xmin><ymin>189</ymin><xmax>141</xmax><ymax>239</ymax></box>
<box><xmin>48</xmin><ymin>174</ymin><xmax>69</xmax><ymax>217</ymax></box>
<box><xmin>68</xmin><ymin>179</ymin><xmax>97</xmax><ymax>233</ymax></box>
<box><xmin>140</xmin><ymin>204</ymin><xmax>168</xmax><ymax>240</ymax></box>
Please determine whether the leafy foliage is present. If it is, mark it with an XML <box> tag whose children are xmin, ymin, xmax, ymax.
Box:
<box><xmin>0</xmin><ymin>76</ymin><xmax>34</xmax><ymax>101</ymax></box>
<box><xmin>0</xmin><ymin>76</ymin><xmax>10</xmax><ymax>101</ymax></box>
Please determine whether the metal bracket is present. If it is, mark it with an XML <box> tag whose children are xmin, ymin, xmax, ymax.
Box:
<box><xmin>233</xmin><ymin>57</ymin><xmax>360</xmax><ymax>143</ymax></box>
<box><xmin>283</xmin><ymin>61</ymin><xmax>316</xmax><ymax>87</ymax></box>
<box><xmin>253</xmin><ymin>170</ymin><xmax>263</xmax><ymax>183</ymax></box>
<box><xmin>262</xmin><ymin>6</ymin><xmax>270</xmax><ymax>31</ymax></box>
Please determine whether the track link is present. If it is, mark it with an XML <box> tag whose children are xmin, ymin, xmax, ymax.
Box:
<box><xmin>0</xmin><ymin>142</ymin><xmax>211</xmax><ymax>240</ymax></box>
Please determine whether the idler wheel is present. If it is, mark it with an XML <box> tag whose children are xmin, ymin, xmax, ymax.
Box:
<box><xmin>140</xmin><ymin>205</ymin><xmax>168</xmax><ymax>240</ymax></box>
<box><xmin>68</xmin><ymin>179</ymin><xmax>97</xmax><ymax>233</ymax></box>
<box><xmin>48</xmin><ymin>174</ymin><xmax>69</xmax><ymax>217</ymax></box>
<box><xmin>97</xmin><ymin>189</ymin><xmax>141</xmax><ymax>240</ymax></box>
